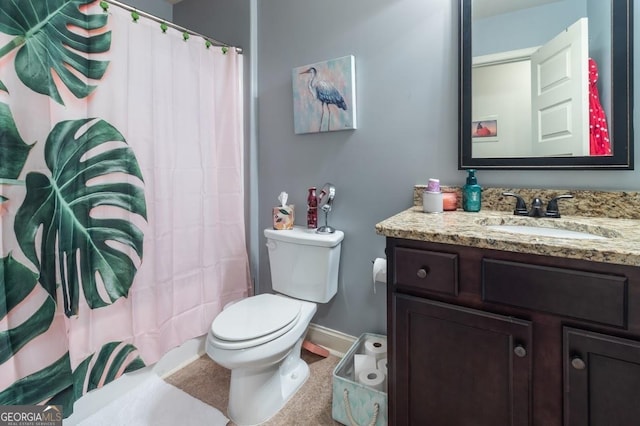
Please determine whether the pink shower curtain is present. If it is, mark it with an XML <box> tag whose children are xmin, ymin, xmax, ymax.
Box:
<box><xmin>0</xmin><ymin>0</ymin><xmax>249</xmax><ymax>417</ymax></box>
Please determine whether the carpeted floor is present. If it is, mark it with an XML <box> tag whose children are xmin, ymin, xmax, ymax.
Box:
<box><xmin>165</xmin><ymin>350</ymin><xmax>342</xmax><ymax>425</ymax></box>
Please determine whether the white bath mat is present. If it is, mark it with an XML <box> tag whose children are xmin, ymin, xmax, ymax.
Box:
<box><xmin>77</xmin><ymin>374</ymin><xmax>229</xmax><ymax>426</ymax></box>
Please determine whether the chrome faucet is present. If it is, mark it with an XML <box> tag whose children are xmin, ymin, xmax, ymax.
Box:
<box><xmin>502</xmin><ymin>192</ymin><xmax>573</xmax><ymax>218</ymax></box>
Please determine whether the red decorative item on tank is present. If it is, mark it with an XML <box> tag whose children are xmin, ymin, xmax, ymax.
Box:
<box><xmin>307</xmin><ymin>187</ymin><xmax>318</xmax><ymax>228</ymax></box>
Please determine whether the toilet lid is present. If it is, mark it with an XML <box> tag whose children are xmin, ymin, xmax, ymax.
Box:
<box><xmin>211</xmin><ymin>294</ymin><xmax>302</xmax><ymax>343</ymax></box>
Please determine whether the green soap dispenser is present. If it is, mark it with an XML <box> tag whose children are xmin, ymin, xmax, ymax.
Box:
<box><xmin>463</xmin><ymin>169</ymin><xmax>482</xmax><ymax>212</ymax></box>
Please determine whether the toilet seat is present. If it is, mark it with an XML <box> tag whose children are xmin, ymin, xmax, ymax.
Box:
<box><xmin>210</xmin><ymin>294</ymin><xmax>302</xmax><ymax>350</ymax></box>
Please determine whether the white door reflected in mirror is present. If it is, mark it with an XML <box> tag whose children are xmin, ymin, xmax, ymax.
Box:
<box><xmin>531</xmin><ymin>18</ymin><xmax>589</xmax><ymax>157</ymax></box>
<box><xmin>472</xmin><ymin>18</ymin><xmax>592</xmax><ymax>158</ymax></box>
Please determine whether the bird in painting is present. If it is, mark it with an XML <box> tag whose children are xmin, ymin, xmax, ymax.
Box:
<box><xmin>299</xmin><ymin>67</ymin><xmax>347</xmax><ymax>132</ymax></box>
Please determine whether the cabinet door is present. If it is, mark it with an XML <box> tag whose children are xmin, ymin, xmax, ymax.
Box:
<box><xmin>392</xmin><ymin>294</ymin><xmax>532</xmax><ymax>426</ymax></box>
<box><xmin>564</xmin><ymin>327</ymin><xmax>640</xmax><ymax>426</ymax></box>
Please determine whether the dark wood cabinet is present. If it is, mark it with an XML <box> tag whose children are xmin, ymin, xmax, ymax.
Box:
<box><xmin>564</xmin><ymin>327</ymin><xmax>640</xmax><ymax>426</ymax></box>
<box><xmin>387</xmin><ymin>237</ymin><xmax>640</xmax><ymax>426</ymax></box>
<box><xmin>393</xmin><ymin>294</ymin><xmax>531</xmax><ymax>426</ymax></box>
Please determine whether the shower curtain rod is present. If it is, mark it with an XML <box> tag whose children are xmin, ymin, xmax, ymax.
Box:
<box><xmin>104</xmin><ymin>0</ymin><xmax>243</xmax><ymax>54</ymax></box>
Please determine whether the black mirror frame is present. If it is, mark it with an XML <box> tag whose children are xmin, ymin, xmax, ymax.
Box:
<box><xmin>458</xmin><ymin>0</ymin><xmax>634</xmax><ymax>170</ymax></box>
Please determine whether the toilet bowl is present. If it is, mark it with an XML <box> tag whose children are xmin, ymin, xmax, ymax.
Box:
<box><xmin>206</xmin><ymin>227</ymin><xmax>344</xmax><ymax>425</ymax></box>
<box><xmin>206</xmin><ymin>294</ymin><xmax>317</xmax><ymax>425</ymax></box>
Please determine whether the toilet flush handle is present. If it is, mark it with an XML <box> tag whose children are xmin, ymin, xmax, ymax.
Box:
<box><xmin>266</xmin><ymin>240</ymin><xmax>277</xmax><ymax>250</ymax></box>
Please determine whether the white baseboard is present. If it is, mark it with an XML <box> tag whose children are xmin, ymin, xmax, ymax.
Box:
<box><xmin>305</xmin><ymin>323</ymin><xmax>357</xmax><ymax>357</ymax></box>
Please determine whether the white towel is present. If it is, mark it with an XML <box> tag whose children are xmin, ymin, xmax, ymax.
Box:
<box><xmin>77</xmin><ymin>375</ymin><xmax>228</xmax><ymax>426</ymax></box>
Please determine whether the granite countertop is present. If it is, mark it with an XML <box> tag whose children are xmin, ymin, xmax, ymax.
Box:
<box><xmin>375</xmin><ymin>206</ymin><xmax>640</xmax><ymax>267</ymax></box>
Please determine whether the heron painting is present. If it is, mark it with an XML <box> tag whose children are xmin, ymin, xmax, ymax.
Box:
<box><xmin>292</xmin><ymin>55</ymin><xmax>357</xmax><ymax>134</ymax></box>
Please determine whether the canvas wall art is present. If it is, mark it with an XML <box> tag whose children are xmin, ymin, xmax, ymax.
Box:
<box><xmin>292</xmin><ymin>55</ymin><xmax>357</xmax><ymax>134</ymax></box>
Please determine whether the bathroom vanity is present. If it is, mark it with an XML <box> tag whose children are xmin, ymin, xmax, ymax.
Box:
<box><xmin>376</xmin><ymin>189</ymin><xmax>640</xmax><ymax>426</ymax></box>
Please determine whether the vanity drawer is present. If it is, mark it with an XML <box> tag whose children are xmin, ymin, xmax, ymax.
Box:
<box><xmin>393</xmin><ymin>247</ymin><xmax>458</xmax><ymax>295</ymax></box>
<box><xmin>482</xmin><ymin>259</ymin><xmax>628</xmax><ymax>328</ymax></box>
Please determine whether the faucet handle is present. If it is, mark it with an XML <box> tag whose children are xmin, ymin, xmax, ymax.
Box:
<box><xmin>502</xmin><ymin>192</ymin><xmax>528</xmax><ymax>216</ymax></box>
<box><xmin>545</xmin><ymin>194</ymin><xmax>574</xmax><ymax>218</ymax></box>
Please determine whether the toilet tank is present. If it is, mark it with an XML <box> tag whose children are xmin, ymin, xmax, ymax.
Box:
<box><xmin>264</xmin><ymin>227</ymin><xmax>344</xmax><ymax>303</ymax></box>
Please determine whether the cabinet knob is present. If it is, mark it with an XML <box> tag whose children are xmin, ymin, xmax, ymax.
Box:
<box><xmin>571</xmin><ymin>357</ymin><xmax>586</xmax><ymax>370</ymax></box>
<box><xmin>513</xmin><ymin>345</ymin><xmax>527</xmax><ymax>358</ymax></box>
<box><xmin>416</xmin><ymin>268</ymin><xmax>429</xmax><ymax>279</ymax></box>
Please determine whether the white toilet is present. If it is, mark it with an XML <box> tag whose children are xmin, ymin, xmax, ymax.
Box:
<box><xmin>206</xmin><ymin>226</ymin><xmax>344</xmax><ymax>425</ymax></box>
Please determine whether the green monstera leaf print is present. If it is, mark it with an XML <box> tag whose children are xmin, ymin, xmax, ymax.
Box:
<box><xmin>0</xmin><ymin>254</ymin><xmax>53</xmax><ymax>364</ymax></box>
<box><xmin>0</xmin><ymin>254</ymin><xmax>70</xmax><ymax>410</ymax></box>
<box><xmin>47</xmin><ymin>341</ymin><xmax>145</xmax><ymax>417</ymax></box>
<box><xmin>70</xmin><ymin>341</ymin><xmax>146</xmax><ymax>398</ymax></box>
<box><xmin>0</xmin><ymin>0</ymin><xmax>111</xmax><ymax>104</ymax></box>
<box><xmin>0</xmin><ymin>102</ymin><xmax>33</xmax><ymax>181</ymax></box>
<box><xmin>14</xmin><ymin>118</ymin><xmax>147</xmax><ymax>317</ymax></box>
<box><xmin>0</xmin><ymin>353</ymin><xmax>73</xmax><ymax>410</ymax></box>
<box><xmin>0</xmin><ymin>341</ymin><xmax>145</xmax><ymax>418</ymax></box>
<box><xmin>0</xmin><ymin>257</ymin><xmax>145</xmax><ymax>417</ymax></box>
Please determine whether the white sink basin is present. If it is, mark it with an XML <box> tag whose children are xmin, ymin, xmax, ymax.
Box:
<box><xmin>486</xmin><ymin>225</ymin><xmax>607</xmax><ymax>240</ymax></box>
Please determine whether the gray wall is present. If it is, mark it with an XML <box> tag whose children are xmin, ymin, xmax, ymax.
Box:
<box><xmin>119</xmin><ymin>0</ymin><xmax>173</xmax><ymax>21</ymax></box>
<box><xmin>137</xmin><ymin>0</ymin><xmax>640</xmax><ymax>338</ymax></box>
<box><xmin>255</xmin><ymin>0</ymin><xmax>458</xmax><ymax>336</ymax></box>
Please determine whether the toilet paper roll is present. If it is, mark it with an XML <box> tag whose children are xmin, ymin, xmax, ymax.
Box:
<box><xmin>377</xmin><ymin>357</ymin><xmax>388</xmax><ymax>376</ymax></box>
<box><xmin>377</xmin><ymin>358</ymin><xmax>388</xmax><ymax>392</ymax></box>
<box><xmin>373</xmin><ymin>258</ymin><xmax>387</xmax><ymax>284</ymax></box>
<box><xmin>372</xmin><ymin>257</ymin><xmax>387</xmax><ymax>294</ymax></box>
<box><xmin>357</xmin><ymin>368</ymin><xmax>385</xmax><ymax>392</ymax></box>
<box><xmin>353</xmin><ymin>354</ymin><xmax>377</xmax><ymax>378</ymax></box>
<box><xmin>364</xmin><ymin>336</ymin><xmax>387</xmax><ymax>360</ymax></box>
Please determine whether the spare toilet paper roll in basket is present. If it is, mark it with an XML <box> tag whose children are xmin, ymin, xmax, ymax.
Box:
<box><xmin>364</xmin><ymin>336</ymin><xmax>387</xmax><ymax>360</ymax></box>
<box><xmin>357</xmin><ymin>368</ymin><xmax>385</xmax><ymax>392</ymax></box>
<box><xmin>377</xmin><ymin>357</ymin><xmax>387</xmax><ymax>376</ymax></box>
<box><xmin>353</xmin><ymin>354</ymin><xmax>377</xmax><ymax>378</ymax></box>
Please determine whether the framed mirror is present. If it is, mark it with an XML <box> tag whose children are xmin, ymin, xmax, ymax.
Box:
<box><xmin>459</xmin><ymin>0</ymin><xmax>633</xmax><ymax>170</ymax></box>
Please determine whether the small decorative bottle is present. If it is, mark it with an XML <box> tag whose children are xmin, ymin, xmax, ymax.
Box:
<box><xmin>307</xmin><ymin>187</ymin><xmax>318</xmax><ymax>228</ymax></box>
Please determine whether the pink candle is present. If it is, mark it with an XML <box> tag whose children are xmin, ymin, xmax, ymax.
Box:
<box><xmin>442</xmin><ymin>192</ymin><xmax>458</xmax><ymax>211</ymax></box>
